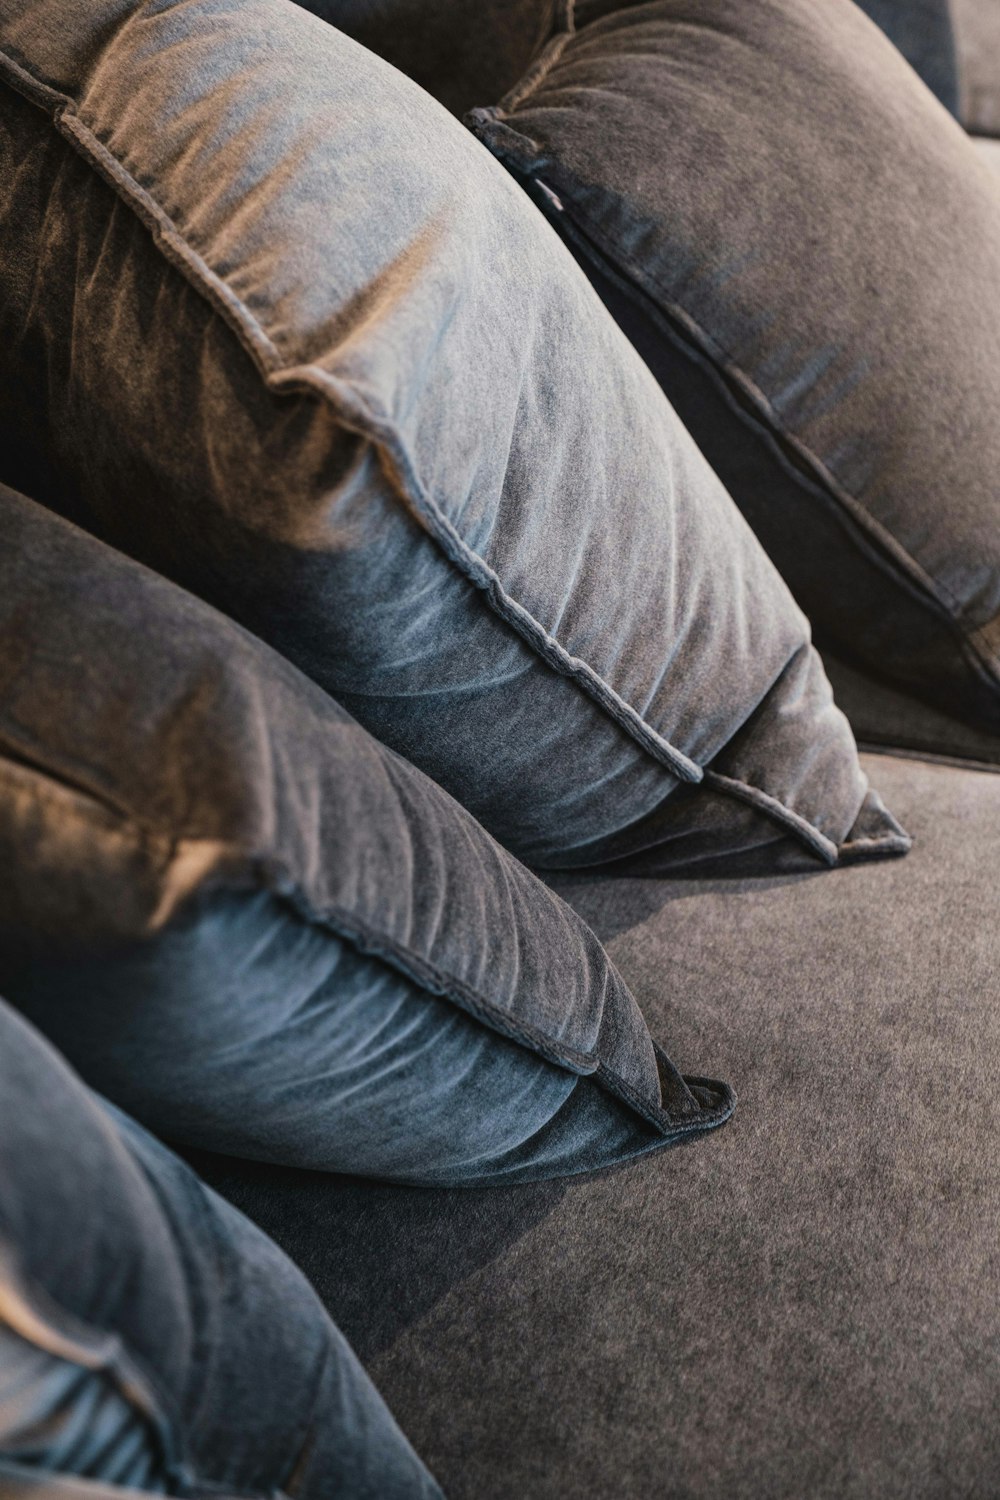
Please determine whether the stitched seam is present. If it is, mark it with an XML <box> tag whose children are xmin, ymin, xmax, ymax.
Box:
<box><xmin>495</xmin><ymin>10</ymin><xmax>576</xmax><ymax>115</ymax></box>
<box><xmin>1</xmin><ymin>753</ymin><xmax>723</xmax><ymax>1130</ymax></box>
<box><xmin>471</xmin><ymin>115</ymin><xmax>1000</xmax><ymax>681</ymax></box>
<box><xmin>0</xmin><ymin>49</ymin><xmax>880</xmax><ymax>863</ymax></box>
<box><xmin>0</xmin><ymin>54</ymin><xmax>713</xmax><ymax>799</ymax></box>
<box><xmin>540</xmin><ymin>200</ymin><xmax>1000</xmax><ymax>701</ymax></box>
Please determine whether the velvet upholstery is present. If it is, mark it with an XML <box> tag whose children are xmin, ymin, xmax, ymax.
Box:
<box><xmin>0</xmin><ymin>0</ymin><xmax>905</xmax><ymax>874</ymax></box>
<box><xmin>0</xmin><ymin>484</ymin><xmax>733</xmax><ymax>1184</ymax></box>
<box><xmin>952</xmin><ymin>0</ymin><xmax>1000</xmax><ymax>135</ymax></box>
<box><xmin>854</xmin><ymin>0</ymin><xmax>960</xmax><ymax>113</ymax></box>
<box><xmin>295</xmin><ymin>0</ymin><xmax>555</xmax><ymax>118</ymax></box>
<box><xmin>0</xmin><ymin>999</ymin><xmax>442</xmax><ymax>1499</ymax></box>
<box><xmin>196</xmin><ymin>751</ymin><xmax>1000</xmax><ymax>1498</ymax></box>
<box><xmin>469</xmin><ymin>0</ymin><xmax>1000</xmax><ymax>732</ymax></box>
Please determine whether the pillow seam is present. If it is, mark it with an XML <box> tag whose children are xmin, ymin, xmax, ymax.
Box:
<box><xmin>0</xmin><ymin>753</ymin><xmax>725</xmax><ymax>1136</ymax></box>
<box><xmin>0</xmin><ymin>50</ymin><xmax>875</xmax><ymax>866</ymax></box>
<box><xmin>469</xmin><ymin>113</ymin><xmax>1000</xmax><ymax>693</ymax></box>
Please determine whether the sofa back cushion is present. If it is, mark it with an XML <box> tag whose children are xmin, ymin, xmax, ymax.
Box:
<box><xmin>0</xmin><ymin>0</ymin><xmax>906</xmax><ymax>874</ymax></box>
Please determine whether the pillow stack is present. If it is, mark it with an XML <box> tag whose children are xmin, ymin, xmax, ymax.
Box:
<box><xmin>0</xmin><ymin>0</ymin><xmax>905</xmax><ymax>887</ymax></box>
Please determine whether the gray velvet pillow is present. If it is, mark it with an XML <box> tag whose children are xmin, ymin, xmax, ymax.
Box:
<box><xmin>952</xmin><ymin>0</ymin><xmax>1000</xmax><ymax>136</ymax></box>
<box><xmin>853</xmin><ymin>0</ymin><xmax>959</xmax><ymax>114</ymax></box>
<box><xmin>0</xmin><ymin>0</ymin><xmax>906</xmax><ymax>875</ymax></box>
<box><xmin>0</xmin><ymin>483</ymin><xmax>732</xmax><ymax>1185</ymax></box>
<box><xmin>0</xmin><ymin>999</ymin><xmax>442</xmax><ymax>1498</ymax></box>
<box><xmin>468</xmin><ymin>0</ymin><xmax>1000</xmax><ymax>733</ymax></box>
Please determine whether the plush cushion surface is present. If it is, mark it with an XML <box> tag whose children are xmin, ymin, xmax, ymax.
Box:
<box><xmin>953</xmin><ymin>0</ymin><xmax>1000</xmax><ymax>135</ymax></box>
<box><xmin>0</xmin><ymin>483</ymin><xmax>734</xmax><ymax>1184</ymax></box>
<box><xmin>0</xmin><ymin>0</ymin><xmax>904</xmax><ymax>873</ymax></box>
<box><xmin>854</xmin><ymin>0</ymin><xmax>960</xmax><ymax>112</ymax></box>
<box><xmin>469</xmin><ymin>0</ymin><xmax>1000</xmax><ymax>732</ymax></box>
<box><xmin>0</xmin><ymin>999</ymin><xmax>443</xmax><ymax>1499</ymax></box>
<box><xmin>197</xmin><ymin>752</ymin><xmax>1000</xmax><ymax>1498</ymax></box>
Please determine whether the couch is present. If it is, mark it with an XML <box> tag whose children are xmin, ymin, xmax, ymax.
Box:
<box><xmin>2</xmin><ymin>1</ymin><xmax>1000</xmax><ymax>1497</ymax></box>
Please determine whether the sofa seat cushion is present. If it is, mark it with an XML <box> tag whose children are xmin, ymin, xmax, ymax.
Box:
<box><xmin>0</xmin><ymin>0</ymin><xmax>905</xmax><ymax>874</ymax></box>
<box><xmin>197</xmin><ymin>751</ymin><xmax>1000</xmax><ymax>1497</ymax></box>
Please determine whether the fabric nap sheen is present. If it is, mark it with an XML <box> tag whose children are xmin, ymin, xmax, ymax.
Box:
<box><xmin>0</xmin><ymin>0</ymin><xmax>905</xmax><ymax>873</ymax></box>
<box><xmin>0</xmin><ymin>483</ymin><xmax>733</xmax><ymax>1183</ymax></box>
<box><xmin>468</xmin><ymin>0</ymin><xmax>1000</xmax><ymax>732</ymax></box>
<box><xmin>0</xmin><ymin>998</ymin><xmax>443</xmax><ymax>1500</ymax></box>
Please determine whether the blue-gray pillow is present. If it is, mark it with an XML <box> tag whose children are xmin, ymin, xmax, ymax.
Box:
<box><xmin>0</xmin><ymin>0</ymin><xmax>906</xmax><ymax>875</ymax></box>
<box><xmin>853</xmin><ymin>0</ymin><xmax>960</xmax><ymax>114</ymax></box>
<box><xmin>468</xmin><ymin>0</ymin><xmax>1000</xmax><ymax>734</ymax></box>
<box><xmin>0</xmin><ymin>997</ymin><xmax>442</xmax><ymax>1498</ymax></box>
<box><xmin>0</xmin><ymin>483</ymin><xmax>732</xmax><ymax>1184</ymax></box>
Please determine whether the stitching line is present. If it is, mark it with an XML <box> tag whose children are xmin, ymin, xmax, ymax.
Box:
<box><xmin>468</xmin><ymin>111</ymin><xmax>1000</xmax><ymax>690</ymax></box>
<box><xmin>0</xmin><ymin>47</ymin><xmax>904</xmax><ymax>861</ymax></box>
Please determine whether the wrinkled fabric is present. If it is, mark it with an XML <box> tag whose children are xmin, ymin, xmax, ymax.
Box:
<box><xmin>0</xmin><ymin>999</ymin><xmax>443</xmax><ymax>1499</ymax></box>
<box><xmin>469</xmin><ymin>0</ymin><xmax>1000</xmax><ymax>730</ymax></box>
<box><xmin>0</xmin><ymin>484</ymin><xmax>732</xmax><ymax>1181</ymax></box>
<box><xmin>0</xmin><ymin>0</ymin><xmax>905</xmax><ymax>871</ymax></box>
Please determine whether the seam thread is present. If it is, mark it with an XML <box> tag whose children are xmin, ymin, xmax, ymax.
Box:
<box><xmin>469</xmin><ymin>112</ymin><xmax>1000</xmax><ymax>693</ymax></box>
<box><xmin>0</xmin><ymin>47</ymin><xmax>903</xmax><ymax>863</ymax></box>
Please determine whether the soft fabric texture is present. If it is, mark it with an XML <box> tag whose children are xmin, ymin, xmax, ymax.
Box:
<box><xmin>0</xmin><ymin>0</ymin><xmax>905</xmax><ymax>874</ymax></box>
<box><xmin>854</xmin><ymin>0</ymin><xmax>960</xmax><ymax>113</ymax></box>
<box><xmin>823</xmin><ymin>651</ymin><xmax>1000</xmax><ymax>766</ymax></box>
<box><xmin>469</xmin><ymin>0</ymin><xmax>1000</xmax><ymax>733</ymax></box>
<box><xmin>295</xmin><ymin>0</ymin><xmax>555</xmax><ymax>118</ymax></box>
<box><xmin>0</xmin><ymin>483</ymin><xmax>732</xmax><ymax>1183</ymax></box>
<box><xmin>952</xmin><ymin>0</ymin><xmax>1000</xmax><ymax>134</ymax></box>
<box><xmin>196</xmin><ymin>752</ymin><xmax>1000</xmax><ymax>1498</ymax></box>
<box><xmin>0</xmin><ymin>999</ymin><xmax>443</xmax><ymax>1500</ymax></box>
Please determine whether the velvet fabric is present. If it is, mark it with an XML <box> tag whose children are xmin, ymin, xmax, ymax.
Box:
<box><xmin>0</xmin><ymin>0</ymin><xmax>905</xmax><ymax>873</ymax></box>
<box><xmin>469</xmin><ymin>0</ymin><xmax>1000</xmax><ymax>732</ymax></box>
<box><xmin>854</xmin><ymin>0</ymin><xmax>960</xmax><ymax>113</ymax></box>
<box><xmin>0</xmin><ymin>484</ymin><xmax>734</xmax><ymax>1182</ymax></box>
<box><xmin>294</xmin><ymin>0</ymin><xmax>555</xmax><ymax>118</ymax></box>
<box><xmin>952</xmin><ymin>0</ymin><xmax>1000</xmax><ymax>135</ymax></box>
<box><xmin>0</xmin><ymin>999</ymin><xmax>442</xmax><ymax>1499</ymax></box>
<box><xmin>197</xmin><ymin>751</ymin><xmax>1000</xmax><ymax>1498</ymax></box>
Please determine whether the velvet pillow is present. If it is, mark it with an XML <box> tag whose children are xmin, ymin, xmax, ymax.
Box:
<box><xmin>0</xmin><ymin>999</ymin><xmax>443</xmax><ymax>1498</ymax></box>
<box><xmin>468</xmin><ymin>0</ymin><xmax>1000</xmax><ymax>734</ymax></box>
<box><xmin>0</xmin><ymin>483</ymin><xmax>732</xmax><ymax>1184</ymax></box>
<box><xmin>0</xmin><ymin>0</ymin><xmax>905</xmax><ymax>875</ymax></box>
<box><xmin>952</xmin><ymin>0</ymin><xmax>1000</xmax><ymax>136</ymax></box>
<box><xmin>854</xmin><ymin>0</ymin><xmax>960</xmax><ymax>114</ymax></box>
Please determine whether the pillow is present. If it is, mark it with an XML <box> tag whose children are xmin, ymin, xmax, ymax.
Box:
<box><xmin>853</xmin><ymin>0</ymin><xmax>960</xmax><ymax>114</ymax></box>
<box><xmin>0</xmin><ymin>998</ymin><xmax>442</xmax><ymax>1498</ymax></box>
<box><xmin>952</xmin><ymin>0</ymin><xmax>1000</xmax><ymax>136</ymax></box>
<box><xmin>292</xmin><ymin>0</ymin><xmax>555</xmax><ymax>118</ymax></box>
<box><xmin>0</xmin><ymin>0</ymin><xmax>906</xmax><ymax>875</ymax></box>
<box><xmin>467</xmin><ymin>0</ymin><xmax>1000</xmax><ymax>734</ymax></box>
<box><xmin>0</xmin><ymin>482</ymin><xmax>733</xmax><ymax>1184</ymax></box>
